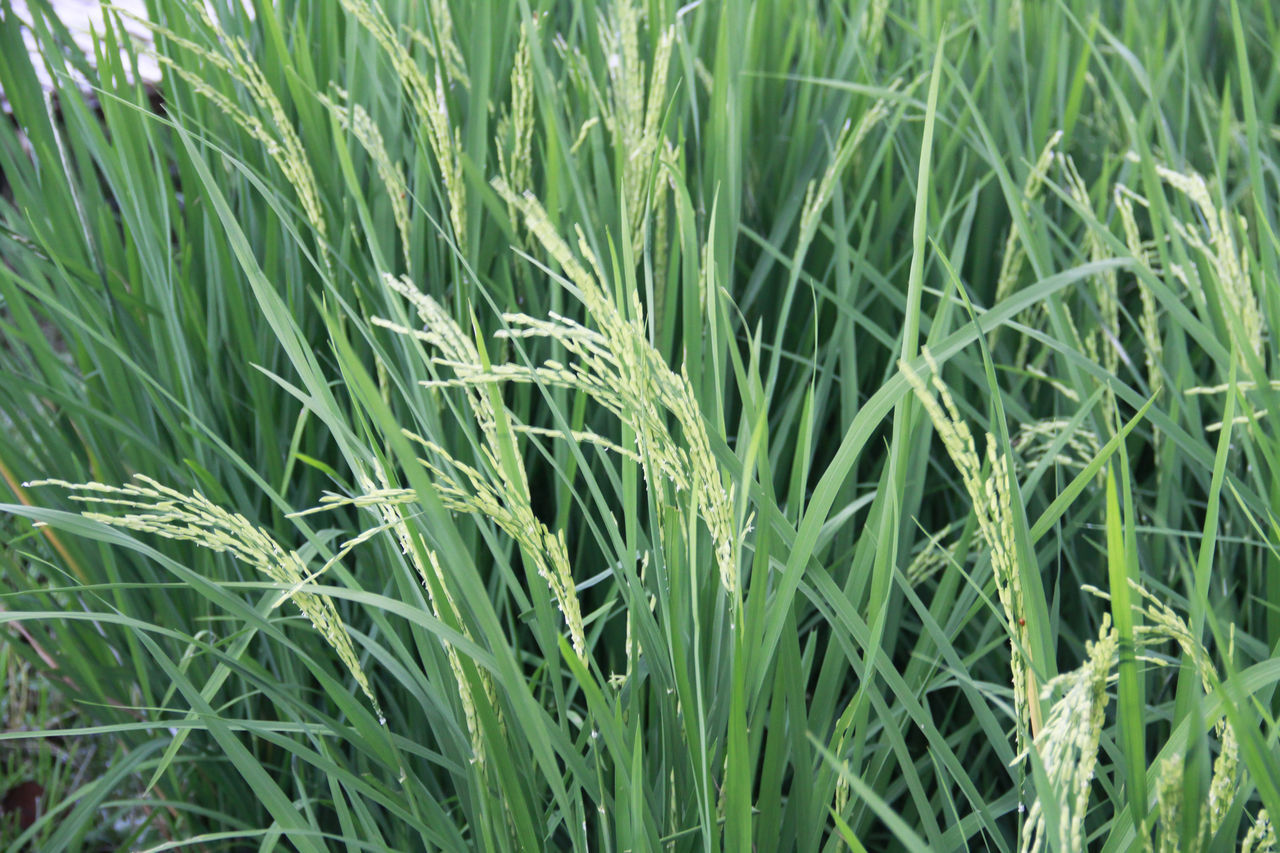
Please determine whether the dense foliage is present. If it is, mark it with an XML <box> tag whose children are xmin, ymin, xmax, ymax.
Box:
<box><xmin>2</xmin><ymin>0</ymin><xmax>1280</xmax><ymax>849</ymax></box>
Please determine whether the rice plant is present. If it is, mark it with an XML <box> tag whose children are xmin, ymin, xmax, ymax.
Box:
<box><xmin>2</xmin><ymin>0</ymin><xmax>1279</xmax><ymax>849</ymax></box>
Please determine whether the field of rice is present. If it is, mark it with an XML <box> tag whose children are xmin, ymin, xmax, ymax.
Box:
<box><xmin>2</xmin><ymin>0</ymin><xmax>1279</xmax><ymax>849</ymax></box>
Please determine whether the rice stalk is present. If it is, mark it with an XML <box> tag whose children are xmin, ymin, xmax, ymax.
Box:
<box><xmin>797</xmin><ymin>94</ymin><xmax>894</xmax><ymax>263</ymax></box>
<box><xmin>406</xmin><ymin>0</ymin><xmax>469</xmax><ymax>90</ymax></box>
<box><xmin>1019</xmin><ymin>581</ymin><xmax>1252</xmax><ymax>852</ymax></box>
<box><xmin>905</xmin><ymin>519</ymin><xmax>963</xmax><ymax>587</ymax></box>
<box><xmin>899</xmin><ymin>349</ymin><xmax>1039</xmax><ymax>742</ymax></box>
<box><xmin>1114</xmin><ymin>183</ymin><xmax>1164</xmax><ymax>401</ymax></box>
<box><xmin>496</xmin><ymin>16</ymin><xmax>536</xmax><ymax>219</ymax></box>
<box><xmin>1152</xmin><ymin>163</ymin><xmax>1264</xmax><ymax>369</ymax></box>
<box><xmin>334</xmin><ymin>0</ymin><xmax>467</xmax><ymax>253</ymax></box>
<box><xmin>473</xmin><ymin>179</ymin><xmax>741</xmax><ymax>596</ymax></box>
<box><xmin>318</xmin><ymin>87</ymin><xmax>412</xmax><ymax>274</ymax></box>
<box><xmin>373</xmin><ymin>274</ymin><xmax>587</xmax><ymax>660</ymax></box>
<box><xmin>113</xmin><ymin>5</ymin><xmax>331</xmax><ymax>270</ymax></box>
<box><xmin>1154</xmin><ymin>754</ymin><xmax>1184</xmax><ymax>853</ymax></box>
<box><xmin>1001</xmin><ymin>132</ymin><xmax>1063</xmax><ymax>371</ymax></box>
<box><xmin>598</xmin><ymin>0</ymin><xmax>674</xmax><ymax>252</ymax></box>
<box><xmin>861</xmin><ymin>0</ymin><xmax>889</xmax><ymax>57</ymax></box>
<box><xmin>1013</xmin><ymin>419</ymin><xmax>1102</xmax><ymax>474</ymax></box>
<box><xmin>1243</xmin><ymin>811</ymin><xmax>1277</xmax><ymax>853</ymax></box>
<box><xmin>1059</xmin><ymin>154</ymin><xmax>1118</xmax><ymax>392</ymax></box>
<box><xmin>24</xmin><ymin>476</ymin><xmax>381</xmax><ymax>718</ymax></box>
<box><xmin>301</xmin><ymin>463</ymin><xmax>497</xmax><ymax>769</ymax></box>
<box><xmin>1019</xmin><ymin>616</ymin><xmax>1116</xmax><ymax>853</ymax></box>
<box><xmin>995</xmin><ymin>132</ymin><xmax>1062</xmax><ymax>306</ymax></box>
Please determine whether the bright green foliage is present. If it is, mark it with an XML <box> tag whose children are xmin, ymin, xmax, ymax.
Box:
<box><xmin>2</xmin><ymin>0</ymin><xmax>1280</xmax><ymax>850</ymax></box>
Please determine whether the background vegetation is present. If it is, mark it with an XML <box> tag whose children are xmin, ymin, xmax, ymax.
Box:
<box><xmin>2</xmin><ymin>0</ymin><xmax>1279</xmax><ymax>849</ymax></box>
